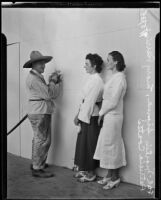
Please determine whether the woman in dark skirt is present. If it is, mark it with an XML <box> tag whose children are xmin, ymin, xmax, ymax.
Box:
<box><xmin>73</xmin><ymin>53</ymin><xmax>104</xmax><ymax>182</ymax></box>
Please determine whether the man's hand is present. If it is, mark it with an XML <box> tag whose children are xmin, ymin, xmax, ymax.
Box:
<box><xmin>49</xmin><ymin>73</ymin><xmax>57</xmax><ymax>83</ymax></box>
<box><xmin>49</xmin><ymin>70</ymin><xmax>63</xmax><ymax>84</ymax></box>
<box><xmin>98</xmin><ymin>115</ymin><xmax>104</xmax><ymax>126</ymax></box>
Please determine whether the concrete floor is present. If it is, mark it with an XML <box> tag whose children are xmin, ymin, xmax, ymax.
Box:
<box><xmin>7</xmin><ymin>153</ymin><xmax>154</xmax><ymax>199</ymax></box>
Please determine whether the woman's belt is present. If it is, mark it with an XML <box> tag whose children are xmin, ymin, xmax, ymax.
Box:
<box><xmin>95</xmin><ymin>101</ymin><xmax>102</xmax><ymax>106</ymax></box>
<box><xmin>82</xmin><ymin>99</ymin><xmax>102</xmax><ymax>105</ymax></box>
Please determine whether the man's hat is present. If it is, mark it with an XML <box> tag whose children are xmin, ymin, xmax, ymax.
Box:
<box><xmin>23</xmin><ymin>51</ymin><xmax>53</xmax><ymax>68</ymax></box>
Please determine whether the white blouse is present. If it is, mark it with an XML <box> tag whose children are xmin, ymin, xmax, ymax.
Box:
<box><xmin>78</xmin><ymin>73</ymin><xmax>104</xmax><ymax>124</ymax></box>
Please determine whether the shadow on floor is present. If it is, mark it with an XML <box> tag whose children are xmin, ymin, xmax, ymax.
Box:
<box><xmin>7</xmin><ymin>153</ymin><xmax>154</xmax><ymax>199</ymax></box>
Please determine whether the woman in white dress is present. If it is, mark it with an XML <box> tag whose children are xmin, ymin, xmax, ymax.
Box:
<box><xmin>94</xmin><ymin>51</ymin><xmax>127</xmax><ymax>189</ymax></box>
<box><xmin>73</xmin><ymin>53</ymin><xmax>104</xmax><ymax>182</ymax></box>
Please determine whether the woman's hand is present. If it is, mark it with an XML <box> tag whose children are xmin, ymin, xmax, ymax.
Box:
<box><xmin>98</xmin><ymin>115</ymin><xmax>104</xmax><ymax>126</ymax></box>
<box><xmin>74</xmin><ymin>114</ymin><xmax>80</xmax><ymax>126</ymax></box>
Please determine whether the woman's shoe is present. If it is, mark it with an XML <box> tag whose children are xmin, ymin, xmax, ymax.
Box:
<box><xmin>73</xmin><ymin>171</ymin><xmax>87</xmax><ymax>178</ymax></box>
<box><xmin>103</xmin><ymin>178</ymin><xmax>120</xmax><ymax>190</ymax></box>
<box><xmin>78</xmin><ymin>174</ymin><xmax>96</xmax><ymax>183</ymax></box>
<box><xmin>97</xmin><ymin>177</ymin><xmax>112</xmax><ymax>185</ymax></box>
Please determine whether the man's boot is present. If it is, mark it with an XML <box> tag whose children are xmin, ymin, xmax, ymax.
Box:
<box><xmin>32</xmin><ymin>169</ymin><xmax>54</xmax><ymax>178</ymax></box>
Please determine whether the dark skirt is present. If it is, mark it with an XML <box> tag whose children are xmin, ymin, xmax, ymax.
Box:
<box><xmin>74</xmin><ymin>116</ymin><xmax>101</xmax><ymax>171</ymax></box>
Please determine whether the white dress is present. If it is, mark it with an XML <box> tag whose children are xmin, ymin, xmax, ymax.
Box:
<box><xmin>93</xmin><ymin>72</ymin><xmax>127</xmax><ymax>169</ymax></box>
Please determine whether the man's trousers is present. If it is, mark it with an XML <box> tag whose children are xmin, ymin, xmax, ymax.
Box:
<box><xmin>28</xmin><ymin>114</ymin><xmax>51</xmax><ymax>170</ymax></box>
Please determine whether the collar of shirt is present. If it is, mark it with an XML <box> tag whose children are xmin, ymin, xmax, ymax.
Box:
<box><xmin>31</xmin><ymin>69</ymin><xmax>44</xmax><ymax>79</ymax></box>
<box><xmin>30</xmin><ymin>69</ymin><xmax>47</xmax><ymax>85</ymax></box>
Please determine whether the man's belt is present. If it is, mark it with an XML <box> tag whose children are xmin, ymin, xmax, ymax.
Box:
<box><xmin>29</xmin><ymin>99</ymin><xmax>45</xmax><ymax>101</ymax></box>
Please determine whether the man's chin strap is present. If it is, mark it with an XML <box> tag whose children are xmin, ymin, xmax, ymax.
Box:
<box><xmin>7</xmin><ymin>114</ymin><xmax>28</xmax><ymax>136</ymax></box>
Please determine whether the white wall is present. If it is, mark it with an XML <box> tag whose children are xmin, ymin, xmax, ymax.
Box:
<box><xmin>7</xmin><ymin>44</ymin><xmax>21</xmax><ymax>155</ymax></box>
<box><xmin>2</xmin><ymin>8</ymin><xmax>159</xmax><ymax>187</ymax></box>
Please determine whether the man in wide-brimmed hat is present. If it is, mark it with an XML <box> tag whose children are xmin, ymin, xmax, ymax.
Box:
<box><xmin>23</xmin><ymin>50</ymin><xmax>62</xmax><ymax>178</ymax></box>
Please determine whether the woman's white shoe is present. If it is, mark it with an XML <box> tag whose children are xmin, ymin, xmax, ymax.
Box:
<box><xmin>78</xmin><ymin>174</ymin><xmax>96</xmax><ymax>182</ymax></box>
<box><xmin>103</xmin><ymin>178</ymin><xmax>120</xmax><ymax>190</ymax></box>
<box><xmin>97</xmin><ymin>177</ymin><xmax>112</xmax><ymax>185</ymax></box>
<box><xmin>73</xmin><ymin>171</ymin><xmax>87</xmax><ymax>178</ymax></box>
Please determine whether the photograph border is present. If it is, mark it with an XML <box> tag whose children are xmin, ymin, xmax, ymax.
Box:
<box><xmin>1</xmin><ymin>1</ymin><xmax>160</xmax><ymax>200</ymax></box>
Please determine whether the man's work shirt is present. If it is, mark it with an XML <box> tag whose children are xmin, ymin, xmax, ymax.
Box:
<box><xmin>26</xmin><ymin>69</ymin><xmax>60</xmax><ymax>114</ymax></box>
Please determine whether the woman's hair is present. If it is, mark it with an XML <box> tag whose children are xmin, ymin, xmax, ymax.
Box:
<box><xmin>109</xmin><ymin>51</ymin><xmax>126</xmax><ymax>72</ymax></box>
<box><xmin>85</xmin><ymin>53</ymin><xmax>103</xmax><ymax>73</ymax></box>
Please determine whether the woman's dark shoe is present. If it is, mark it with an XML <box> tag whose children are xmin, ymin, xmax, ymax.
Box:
<box><xmin>30</xmin><ymin>164</ymin><xmax>49</xmax><ymax>170</ymax></box>
<box><xmin>32</xmin><ymin>169</ymin><xmax>54</xmax><ymax>178</ymax></box>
